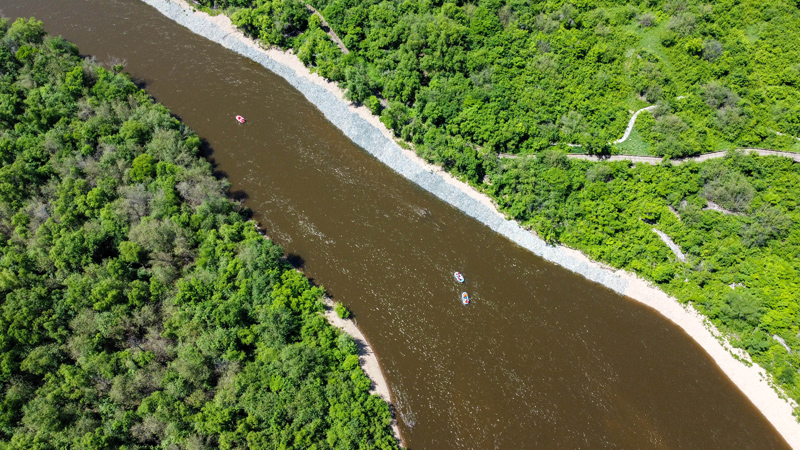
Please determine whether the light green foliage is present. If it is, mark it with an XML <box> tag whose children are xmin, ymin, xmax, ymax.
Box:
<box><xmin>0</xmin><ymin>22</ymin><xmax>397</xmax><ymax>449</ymax></box>
<box><xmin>129</xmin><ymin>153</ymin><xmax>155</xmax><ymax>182</ymax></box>
<box><xmin>366</xmin><ymin>95</ymin><xmax>381</xmax><ymax>115</ymax></box>
<box><xmin>6</xmin><ymin>17</ymin><xmax>45</xmax><ymax>45</ymax></box>
<box><xmin>334</xmin><ymin>302</ymin><xmax>350</xmax><ymax>319</ymax></box>
<box><xmin>61</xmin><ymin>65</ymin><xmax>83</xmax><ymax>96</ymax></box>
<box><xmin>231</xmin><ymin>0</ymin><xmax>309</xmax><ymax>47</ymax></box>
<box><xmin>118</xmin><ymin>240</ymin><xmax>144</xmax><ymax>263</ymax></box>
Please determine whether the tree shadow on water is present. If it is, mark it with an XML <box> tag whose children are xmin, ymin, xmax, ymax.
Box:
<box><xmin>199</xmin><ymin>142</ymin><xmax>233</xmax><ymax>183</ymax></box>
<box><xmin>131</xmin><ymin>76</ymin><xmax>148</xmax><ymax>92</ymax></box>
<box><xmin>229</xmin><ymin>190</ymin><xmax>249</xmax><ymax>202</ymax></box>
<box><xmin>285</xmin><ymin>253</ymin><xmax>305</xmax><ymax>269</ymax></box>
<box><xmin>196</xmin><ymin>138</ymin><xmax>258</xmax><ymax>218</ymax></box>
<box><xmin>196</xmin><ymin>138</ymin><xmax>227</xmax><ymax>179</ymax></box>
<box><xmin>199</xmin><ymin>137</ymin><xmax>216</xmax><ymax>160</ymax></box>
<box><xmin>229</xmin><ymin>190</ymin><xmax>252</xmax><ymax>219</ymax></box>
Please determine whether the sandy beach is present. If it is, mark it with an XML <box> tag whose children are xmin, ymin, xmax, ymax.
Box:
<box><xmin>140</xmin><ymin>0</ymin><xmax>800</xmax><ymax>446</ymax></box>
<box><xmin>321</xmin><ymin>298</ymin><xmax>403</xmax><ymax>445</ymax></box>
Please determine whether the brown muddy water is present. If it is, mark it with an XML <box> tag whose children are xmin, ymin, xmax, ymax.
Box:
<box><xmin>3</xmin><ymin>1</ymin><xmax>789</xmax><ymax>448</ymax></box>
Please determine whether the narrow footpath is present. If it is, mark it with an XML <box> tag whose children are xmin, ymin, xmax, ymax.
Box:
<box><xmin>567</xmin><ymin>148</ymin><xmax>800</xmax><ymax>164</ymax></box>
<box><xmin>499</xmin><ymin>148</ymin><xmax>800</xmax><ymax>164</ymax></box>
<box><xmin>303</xmin><ymin>3</ymin><xmax>349</xmax><ymax>54</ymax></box>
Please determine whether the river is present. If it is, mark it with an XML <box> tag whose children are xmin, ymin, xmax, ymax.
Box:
<box><xmin>3</xmin><ymin>1</ymin><xmax>789</xmax><ymax>448</ymax></box>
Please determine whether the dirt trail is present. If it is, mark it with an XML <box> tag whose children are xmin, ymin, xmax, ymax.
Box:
<box><xmin>565</xmin><ymin>148</ymin><xmax>800</xmax><ymax>165</ymax></box>
<box><xmin>303</xmin><ymin>3</ymin><xmax>349</xmax><ymax>54</ymax></box>
<box><xmin>499</xmin><ymin>148</ymin><xmax>800</xmax><ymax>164</ymax></box>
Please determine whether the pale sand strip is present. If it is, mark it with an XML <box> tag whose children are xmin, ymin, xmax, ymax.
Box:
<box><xmin>140</xmin><ymin>1</ymin><xmax>800</xmax><ymax>446</ymax></box>
<box><xmin>321</xmin><ymin>298</ymin><xmax>402</xmax><ymax>445</ymax></box>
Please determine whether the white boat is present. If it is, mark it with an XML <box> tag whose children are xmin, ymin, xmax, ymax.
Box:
<box><xmin>461</xmin><ymin>292</ymin><xmax>470</xmax><ymax>305</ymax></box>
<box><xmin>454</xmin><ymin>271</ymin><xmax>464</xmax><ymax>283</ymax></box>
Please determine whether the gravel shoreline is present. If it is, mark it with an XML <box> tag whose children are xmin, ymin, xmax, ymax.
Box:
<box><xmin>139</xmin><ymin>0</ymin><xmax>800</xmax><ymax>446</ymax></box>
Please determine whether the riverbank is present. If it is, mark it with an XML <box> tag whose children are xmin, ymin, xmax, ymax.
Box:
<box><xmin>253</xmin><ymin>229</ymin><xmax>403</xmax><ymax>443</ymax></box>
<box><xmin>138</xmin><ymin>0</ymin><xmax>800</xmax><ymax>446</ymax></box>
<box><xmin>320</xmin><ymin>297</ymin><xmax>402</xmax><ymax>444</ymax></box>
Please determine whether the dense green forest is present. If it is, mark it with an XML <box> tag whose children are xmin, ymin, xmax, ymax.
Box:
<box><xmin>209</xmin><ymin>0</ymin><xmax>800</xmax><ymax>160</ymax></box>
<box><xmin>196</xmin><ymin>0</ymin><xmax>800</xmax><ymax>413</ymax></box>
<box><xmin>0</xmin><ymin>17</ymin><xmax>397</xmax><ymax>449</ymax></box>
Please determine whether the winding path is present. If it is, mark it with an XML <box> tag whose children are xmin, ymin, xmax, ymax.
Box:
<box><xmin>613</xmin><ymin>105</ymin><xmax>657</xmax><ymax>144</ymax></box>
<box><xmin>652</xmin><ymin>228</ymin><xmax>686</xmax><ymax>262</ymax></box>
<box><xmin>565</xmin><ymin>95</ymin><xmax>796</xmax><ymax>152</ymax></box>
<box><xmin>776</xmin><ymin>131</ymin><xmax>800</xmax><ymax>141</ymax></box>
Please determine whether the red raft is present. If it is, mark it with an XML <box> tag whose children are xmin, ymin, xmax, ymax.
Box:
<box><xmin>235</xmin><ymin>115</ymin><xmax>246</xmax><ymax>124</ymax></box>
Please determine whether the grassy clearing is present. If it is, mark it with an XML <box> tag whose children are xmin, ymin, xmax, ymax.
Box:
<box><xmin>613</xmin><ymin>125</ymin><xmax>653</xmax><ymax>155</ymax></box>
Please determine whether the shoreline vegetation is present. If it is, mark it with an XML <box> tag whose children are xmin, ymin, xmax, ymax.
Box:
<box><xmin>253</xmin><ymin>220</ymin><xmax>403</xmax><ymax>445</ymax></box>
<box><xmin>143</xmin><ymin>0</ymin><xmax>800</xmax><ymax>448</ymax></box>
<box><xmin>0</xmin><ymin>17</ymin><xmax>400</xmax><ymax>449</ymax></box>
<box><xmin>319</xmin><ymin>297</ymin><xmax>402</xmax><ymax>442</ymax></box>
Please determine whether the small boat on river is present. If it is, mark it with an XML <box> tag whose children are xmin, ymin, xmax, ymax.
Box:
<box><xmin>235</xmin><ymin>115</ymin><xmax>246</xmax><ymax>124</ymax></box>
<box><xmin>461</xmin><ymin>292</ymin><xmax>470</xmax><ymax>305</ymax></box>
<box><xmin>454</xmin><ymin>271</ymin><xmax>464</xmax><ymax>283</ymax></box>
